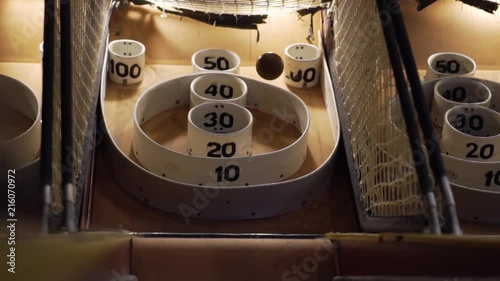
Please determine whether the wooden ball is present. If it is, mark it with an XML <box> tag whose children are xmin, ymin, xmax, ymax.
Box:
<box><xmin>256</xmin><ymin>52</ymin><xmax>284</xmax><ymax>80</ymax></box>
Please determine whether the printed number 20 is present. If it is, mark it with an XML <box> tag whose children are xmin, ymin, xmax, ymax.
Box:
<box><xmin>207</xmin><ymin>142</ymin><xmax>236</xmax><ymax>158</ymax></box>
<box><xmin>466</xmin><ymin>143</ymin><xmax>495</xmax><ymax>159</ymax></box>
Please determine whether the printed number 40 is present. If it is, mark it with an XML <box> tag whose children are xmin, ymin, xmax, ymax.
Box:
<box><xmin>205</xmin><ymin>84</ymin><xmax>234</xmax><ymax>99</ymax></box>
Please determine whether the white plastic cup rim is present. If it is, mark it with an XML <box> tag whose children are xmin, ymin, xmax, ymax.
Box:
<box><xmin>190</xmin><ymin>74</ymin><xmax>247</xmax><ymax>105</ymax></box>
<box><xmin>108</xmin><ymin>39</ymin><xmax>146</xmax><ymax>59</ymax></box>
<box><xmin>0</xmin><ymin>74</ymin><xmax>41</xmax><ymax>169</ymax></box>
<box><xmin>285</xmin><ymin>43</ymin><xmax>321</xmax><ymax>62</ymax></box>
<box><xmin>192</xmin><ymin>48</ymin><xmax>241</xmax><ymax>73</ymax></box>
<box><xmin>431</xmin><ymin>78</ymin><xmax>491</xmax><ymax>127</ymax></box>
<box><xmin>1</xmin><ymin>76</ymin><xmax>41</xmax><ymax>142</ymax></box>
<box><xmin>434</xmin><ymin>78</ymin><xmax>491</xmax><ymax>106</ymax></box>
<box><xmin>188</xmin><ymin>102</ymin><xmax>253</xmax><ymax>136</ymax></box>
<box><xmin>427</xmin><ymin>52</ymin><xmax>476</xmax><ymax>77</ymax></box>
<box><xmin>444</xmin><ymin>105</ymin><xmax>500</xmax><ymax>139</ymax></box>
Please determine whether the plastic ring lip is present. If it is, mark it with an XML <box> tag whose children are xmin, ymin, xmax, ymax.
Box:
<box><xmin>0</xmin><ymin>74</ymin><xmax>41</xmax><ymax>170</ymax></box>
<box><xmin>192</xmin><ymin>48</ymin><xmax>241</xmax><ymax>74</ymax></box>
<box><xmin>189</xmin><ymin>73</ymin><xmax>248</xmax><ymax>108</ymax></box>
<box><xmin>133</xmin><ymin>73</ymin><xmax>310</xmax><ymax>187</ymax></box>
<box><xmin>187</xmin><ymin>102</ymin><xmax>253</xmax><ymax>158</ymax></box>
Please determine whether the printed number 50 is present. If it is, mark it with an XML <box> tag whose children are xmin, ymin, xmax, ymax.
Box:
<box><xmin>435</xmin><ymin>60</ymin><xmax>460</xmax><ymax>74</ymax></box>
<box><xmin>204</xmin><ymin>56</ymin><xmax>230</xmax><ymax>70</ymax></box>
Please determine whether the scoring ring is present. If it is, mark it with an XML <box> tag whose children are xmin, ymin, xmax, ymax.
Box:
<box><xmin>133</xmin><ymin>73</ymin><xmax>310</xmax><ymax>187</ymax></box>
<box><xmin>190</xmin><ymin>74</ymin><xmax>248</xmax><ymax>108</ymax></box>
<box><xmin>0</xmin><ymin>74</ymin><xmax>41</xmax><ymax>170</ymax></box>
<box><xmin>426</xmin><ymin>52</ymin><xmax>476</xmax><ymax>81</ymax></box>
<box><xmin>388</xmin><ymin>77</ymin><xmax>500</xmax><ymax>192</ymax></box>
<box><xmin>187</xmin><ymin>102</ymin><xmax>253</xmax><ymax>158</ymax></box>
<box><xmin>441</xmin><ymin>105</ymin><xmax>500</xmax><ymax>162</ymax></box>
<box><xmin>431</xmin><ymin>77</ymin><xmax>491</xmax><ymax>127</ymax></box>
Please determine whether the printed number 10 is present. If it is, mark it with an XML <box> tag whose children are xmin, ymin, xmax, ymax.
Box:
<box><xmin>215</xmin><ymin>165</ymin><xmax>240</xmax><ymax>182</ymax></box>
<box><xmin>485</xmin><ymin>171</ymin><xmax>500</xmax><ymax>187</ymax></box>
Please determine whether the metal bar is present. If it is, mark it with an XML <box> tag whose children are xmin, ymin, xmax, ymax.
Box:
<box><xmin>40</xmin><ymin>0</ymin><xmax>56</xmax><ymax>234</ymax></box>
<box><xmin>375</xmin><ymin>0</ymin><xmax>441</xmax><ymax>234</ymax></box>
<box><xmin>131</xmin><ymin>232</ymin><xmax>325</xmax><ymax>239</ymax></box>
<box><xmin>77</xmin><ymin>1</ymin><xmax>116</xmax><ymax>230</ymax></box>
<box><xmin>60</xmin><ymin>0</ymin><xmax>77</xmax><ymax>233</ymax></box>
<box><xmin>388</xmin><ymin>0</ymin><xmax>461</xmax><ymax>235</ymax></box>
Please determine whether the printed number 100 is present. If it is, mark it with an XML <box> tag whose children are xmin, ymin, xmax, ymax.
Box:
<box><xmin>109</xmin><ymin>59</ymin><xmax>142</xmax><ymax>79</ymax></box>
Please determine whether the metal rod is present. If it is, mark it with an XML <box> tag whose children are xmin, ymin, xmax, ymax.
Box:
<box><xmin>389</xmin><ymin>0</ymin><xmax>461</xmax><ymax>235</ymax></box>
<box><xmin>60</xmin><ymin>0</ymin><xmax>77</xmax><ymax>233</ymax></box>
<box><xmin>40</xmin><ymin>0</ymin><xmax>56</xmax><ymax>234</ymax></box>
<box><xmin>376</xmin><ymin>0</ymin><xmax>441</xmax><ymax>234</ymax></box>
<box><xmin>131</xmin><ymin>232</ymin><xmax>325</xmax><ymax>239</ymax></box>
<box><xmin>417</xmin><ymin>0</ymin><xmax>438</xmax><ymax>11</ymax></box>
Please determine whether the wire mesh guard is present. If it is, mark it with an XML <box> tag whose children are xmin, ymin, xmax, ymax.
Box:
<box><xmin>49</xmin><ymin>0</ymin><xmax>112</xmax><ymax>215</ymax></box>
<box><xmin>143</xmin><ymin>0</ymin><xmax>329</xmax><ymax>15</ymax></box>
<box><xmin>331</xmin><ymin>0</ymin><xmax>439</xmax><ymax>225</ymax></box>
